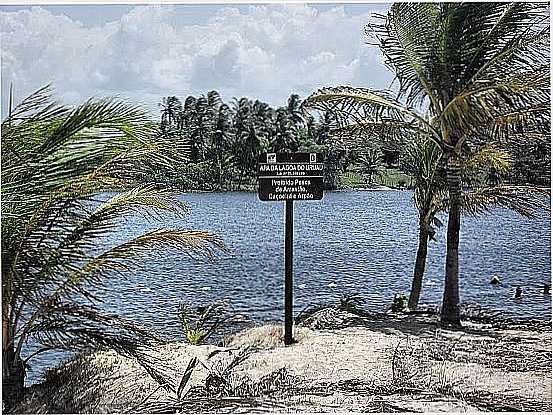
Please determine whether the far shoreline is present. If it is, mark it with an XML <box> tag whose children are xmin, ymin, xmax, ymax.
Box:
<box><xmin>173</xmin><ymin>185</ymin><xmax>405</xmax><ymax>194</ymax></box>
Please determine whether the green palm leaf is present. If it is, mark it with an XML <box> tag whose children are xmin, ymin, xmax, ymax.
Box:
<box><xmin>2</xmin><ymin>87</ymin><xmax>228</xmax><ymax>396</ymax></box>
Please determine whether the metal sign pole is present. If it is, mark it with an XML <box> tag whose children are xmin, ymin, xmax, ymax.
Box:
<box><xmin>284</xmin><ymin>199</ymin><xmax>294</xmax><ymax>345</ymax></box>
<box><xmin>257</xmin><ymin>152</ymin><xmax>323</xmax><ymax>346</ymax></box>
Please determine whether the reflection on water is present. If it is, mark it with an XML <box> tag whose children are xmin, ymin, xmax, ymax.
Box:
<box><xmin>26</xmin><ymin>190</ymin><xmax>551</xmax><ymax>384</ymax></box>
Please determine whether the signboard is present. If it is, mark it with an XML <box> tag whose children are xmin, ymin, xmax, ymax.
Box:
<box><xmin>257</xmin><ymin>152</ymin><xmax>324</xmax><ymax>345</ymax></box>
<box><xmin>257</xmin><ymin>152</ymin><xmax>324</xmax><ymax>201</ymax></box>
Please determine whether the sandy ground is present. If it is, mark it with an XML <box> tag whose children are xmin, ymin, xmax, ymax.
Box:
<box><xmin>15</xmin><ymin>308</ymin><xmax>552</xmax><ymax>413</ymax></box>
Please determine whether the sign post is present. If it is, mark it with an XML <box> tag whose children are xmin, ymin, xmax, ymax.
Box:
<box><xmin>258</xmin><ymin>152</ymin><xmax>324</xmax><ymax>345</ymax></box>
<box><xmin>284</xmin><ymin>199</ymin><xmax>294</xmax><ymax>345</ymax></box>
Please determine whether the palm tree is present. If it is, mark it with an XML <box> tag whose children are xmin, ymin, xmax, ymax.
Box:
<box><xmin>211</xmin><ymin>104</ymin><xmax>233</xmax><ymax>189</ymax></box>
<box><xmin>271</xmin><ymin>108</ymin><xmax>299</xmax><ymax>153</ymax></box>
<box><xmin>404</xmin><ymin>136</ymin><xmax>548</xmax><ymax>310</ymax></box>
<box><xmin>1</xmin><ymin>86</ymin><xmax>225</xmax><ymax>408</ymax></box>
<box><xmin>182</xmin><ymin>96</ymin><xmax>199</xmax><ymax>161</ymax></box>
<box><xmin>304</xmin><ymin>2</ymin><xmax>550</xmax><ymax>325</ymax></box>
<box><xmin>357</xmin><ymin>147</ymin><xmax>385</xmax><ymax>186</ymax></box>
<box><xmin>159</xmin><ymin>96</ymin><xmax>182</xmax><ymax>131</ymax></box>
<box><xmin>286</xmin><ymin>93</ymin><xmax>305</xmax><ymax>131</ymax></box>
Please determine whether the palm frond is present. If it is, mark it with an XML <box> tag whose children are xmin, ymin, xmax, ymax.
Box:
<box><xmin>21</xmin><ymin>302</ymin><xmax>177</xmax><ymax>392</ymax></box>
<box><xmin>302</xmin><ymin>86</ymin><xmax>440</xmax><ymax>145</ymax></box>
<box><xmin>331</xmin><ymin>119</ymin><xmax>424</xmax><ymax>149</ymax></box>
<box><xmin>457</xmin><ymin>185</ymin><xmax>550</xmax><ymax>218</ymax></box>
<box><xmin>90</xmin><ymin>185</ymin><xmax>189</xmax><ymax>221</ymax></box>
<box><xmin>467</xmin><ymin>7</ymin><xmax>550</xmax><ymax>86</ymax></box>
<box><xmin>367</xmin><ymin>3</ymin><xmax>442</xmax><ymax>108</ymax></box>
<box><xmin>38</xmin><ymin>97</ymin><xmax>154</xmax><ymax>154</ymax></box>
<box><xmin>14</xmin><ymin>228</ymin><xmax>223</xmax><ymax>320</ymax></box>
<box><xmin>32</xmin><ymin>229</ymin><xmax>227</xmax><ymax>305</ymax></box>
<box><xmin>12</xmin><ymin>193</ymin><xmax>193</xmax><ymax>311</ymax></box>
<box><xmin>440</xmin><ymin>65</ymin><xmax>550</xmax><ymax>136</ymax></box>
<box><xmin>86</xmin><ymin>229</ymin><xmax>227</xmax><ymax>267</ymax></box>
<box><xmin>464</xmin><ymin>145</ymin><xmax>512</xmax><ymax>174</ymax></box>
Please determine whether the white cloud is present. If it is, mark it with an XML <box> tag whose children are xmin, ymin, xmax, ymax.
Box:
<box><xmin>1</xmin><ymin>4</ymin><xmax>393</xmax><ymax>116</ymax></box>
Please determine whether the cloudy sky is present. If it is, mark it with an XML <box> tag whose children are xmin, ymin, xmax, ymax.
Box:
<box><xmin>1</xmin><ymin>1</ymin><xmax>395</xmax><ymax>117</ymax></box>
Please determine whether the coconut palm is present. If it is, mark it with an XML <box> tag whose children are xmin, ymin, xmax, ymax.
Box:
<box><xmin>271</xmin><ymin>108</ymin><xmax>299</xmax><ymax>153</ymax></box>
<box><xmin>286</xmin><ymin>93</ymin><xmax>305</xmax><ymax>131</ymax></box>
<box><xmin>210</xmin><ymin>104</ymin><xmax>233</xmax><ymax>189</ymax></box>
<box><xmin>356</xmin><ymin>147</ymin><xmax>385</xmax><ymax>186</ymax></box>
<box><xmin>304</xmin><ymin>2</ymin><xmax>550</xmax><ymax>325</ymax></box>
<box><xmin>1</xmin><ymin>86</ymin><xmax>225</xmax><ymax>408</ymax></box>
<box><xmin>404</xmin><ymin>136</ymin><xmax>548</xmax><ymax>310</ymax></box>
<box><xmin>159</xmin><ymin>96</ymin><xmax>182</xmax><ymax>131</ymax></box>
<box><xmin>403</xmin><ymin>136</ymin><xmax>446</xmax><ymax>309</ymax></box>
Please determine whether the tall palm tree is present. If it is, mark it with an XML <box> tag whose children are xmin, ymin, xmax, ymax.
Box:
<box><xmin>286</xmin><ymin>93</ymin><xmax>305</xmax><ymax>132</ymax></box>
<box><xmin>182</xmin><ymin>96</ymin><xmax>199</xmax><ymax>161</ymax></box>
<box><xmin>271</xmin><ymin>108</ymin><xmax>299</xmax><ymax>153</ymax></box>
<box><xmin>357</xmin><ymin>146</ymin><xmax>385</xmax><ymax>186</ymax></box>
<box><xmin>304</xmin><ymin>2</ymin><xmax>550</xmax><ymax>325</ymax></box>
<box><xmin>1</xmin><ymin>86</ymin><xmax>225</xmax><ymax>407</ymax></box>
<box><xmin>159</xmin><ymin>96</ymin><xmax>182</xmax><ymax>131</ymax></box>
<box><xmin>211</xmin><ymin>104</ymin><xmax>233</xmax><ymax>189</ymax></box>
<box><xmin>404</xmin><ymin>136</ymin><xmax>548</xmax><ymax>310</ymax></box>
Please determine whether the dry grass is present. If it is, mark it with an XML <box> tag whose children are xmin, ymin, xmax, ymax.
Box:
<box><xmin>224</xmin><ymin>324</ymin><xmax>311</xmax><ymax>349</ymax></box>
<box><xmin>13</xmin><ymin>304</ymin><xmax>552</xmax><ymax>413</ymax></box>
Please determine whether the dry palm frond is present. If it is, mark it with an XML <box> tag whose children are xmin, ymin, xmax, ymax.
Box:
<box><xmin>463</xmin><ymin>145</ymin><xmax>512</xmax><ymax>174</ymax></box>
<box><xmin>302</xmin><ymin>86</ymin><xmax>439</xmax><ymax>143</ymax></box>
<box><xmin>460</xmin><ymin>185</ymin><xmax>550</xmax><ymax>218</ymax></box>
<box><xmin>89</xmin><ymin>185</ymin><xmax>189</xmax><ymax>221</ymax></box>
<box><xmin>21</xmin><ymin>302</ymin><xmax>177</xmax><ymax>393</ymax></box>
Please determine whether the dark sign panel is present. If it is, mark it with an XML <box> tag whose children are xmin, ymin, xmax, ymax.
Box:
<box><xmin>258</xmin><ymin>152</ymin><xmax>324</xmax><ymax>201</ymax></box>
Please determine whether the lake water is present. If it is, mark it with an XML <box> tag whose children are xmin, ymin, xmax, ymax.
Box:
<box><xmin>26</xmin><ymin>190</ymin><xmax>551</xmax><ymax>384</ymax></box>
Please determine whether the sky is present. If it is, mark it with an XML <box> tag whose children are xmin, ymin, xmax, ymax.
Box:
<box><xmin>0</xmin><ymin>1</ymin><xmax>395</xmax><ymax>117</ymax></box>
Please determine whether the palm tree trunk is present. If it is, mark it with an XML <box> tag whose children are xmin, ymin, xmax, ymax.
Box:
<box><xmin>218</xmin><ymin>158</ymin><xmax>223</xmax><ymax>191</ymax></box>
<box><xmin>441</xmin><ymin>156</ymin><xmax>462</xmax><ymax>326</ymax></box>
<box><xmin>237</xmin><ymin>171</ymin><xmax>243</xmax><ymax>191</ymax></box>
<box><xmin>3</xmin><ymin>306</ymin><xmax>25</xmax><ymax>410</ymax></box>
<box><xmin>408</xmin><ymin>221</ymin><xmax>429</xmax><ymax>310</ymax></box>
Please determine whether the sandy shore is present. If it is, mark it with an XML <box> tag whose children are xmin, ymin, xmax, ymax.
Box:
<box><xmin>15</xmin><ymin>307</ymin><xmax>552</xmax><ymax>413</ymax></box>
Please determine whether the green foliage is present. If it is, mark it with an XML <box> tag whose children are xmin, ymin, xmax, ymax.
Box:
<box><xmin>378</xmin><ymin>168</ymin><xmax>412</xmax><ymax>189</ymax></box>
<box><xmin>391</xmin><ymin>294</ymin><xmax>409</xmax><ymax>313</ymax></box>
<box><xmin>177</xmin><ymin>300</ymin><xmax>233</xmax><ymax>346</ymax></box>
<box><xmin>356</xmin><ymin>147</ymin><xmax>386</xmax><ymax>185</ymax></box>
<box><xmin>1</xmin><ymin>86</ymin><xmax>226</xmax><ymax>401</ymax></box>
<box><xmin>151</xmin><ymin>92</ymin><xmax>355</xmax><ymax>191</ymax></box>
<box><xmin>338</xmin><ymin>171</ymin><xmax>366</xmax><ymax>189</ymax></box>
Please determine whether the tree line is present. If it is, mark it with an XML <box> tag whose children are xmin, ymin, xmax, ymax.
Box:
<box><xmin>154</xmin><ymin>91</ymin><xmax>428</xmax><ymax>191</ymax></box>
<box><xmin>152</xmin><ymin>89</ymin><xmax>549</xmax><ymax>192</ymax></box>
<box><xmin>153</xmin><ymin>93</ymin><xmax>344</xmax><ymax>190</ymax></box>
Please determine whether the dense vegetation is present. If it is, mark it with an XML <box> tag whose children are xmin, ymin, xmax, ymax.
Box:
<box><xmin>152</xmin><ymin>92</ymin><xmax>414</xmax><ymax>191</ymax></box>
<box><xmin>152</xmin><ymin>89</ymin><xmax>549</xmax><ymax>193</ymax></box>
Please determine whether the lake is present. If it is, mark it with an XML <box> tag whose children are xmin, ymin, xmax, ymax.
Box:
<box><xmin>26</xmin><ymin>190</ymin><xmax>551</xmax><ymax>384</ymax></box>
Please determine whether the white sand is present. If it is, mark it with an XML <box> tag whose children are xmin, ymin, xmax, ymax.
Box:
<box><xmin>17</xmin><ymin>314</ymin><xmax>552</xmax><ymax>413</ymax></box>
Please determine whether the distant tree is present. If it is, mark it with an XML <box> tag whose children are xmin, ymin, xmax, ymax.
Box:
<box><xmin>271</xmin><ymin>108</ymin><xmax>298</xmax><ymax>153</ymax></box>
<box><xmin>356</xmin><ymin>147</ymin><xmax>385</xmax><ymax>186</ymax></box>
<box><xmin>286</xmin><ymin>93</ymin><xmax>305</xmax><ymax>131</ymax></box>
<box><xmin>159</xmin><ymin>96</ymin><xmax>182</xmax><ymax>131</ymax></box>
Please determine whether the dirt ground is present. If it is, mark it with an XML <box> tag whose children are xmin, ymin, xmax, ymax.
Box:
<box><xmin>15</xmin><ymin>307</ymin><xmax>552</xmax><ymax>413</ymax></box>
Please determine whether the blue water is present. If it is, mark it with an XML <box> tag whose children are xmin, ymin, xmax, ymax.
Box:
<box><xmin>25</xmin><ymin>190</ymin><xmax>551</xmax><ymax>384</ymax></box>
